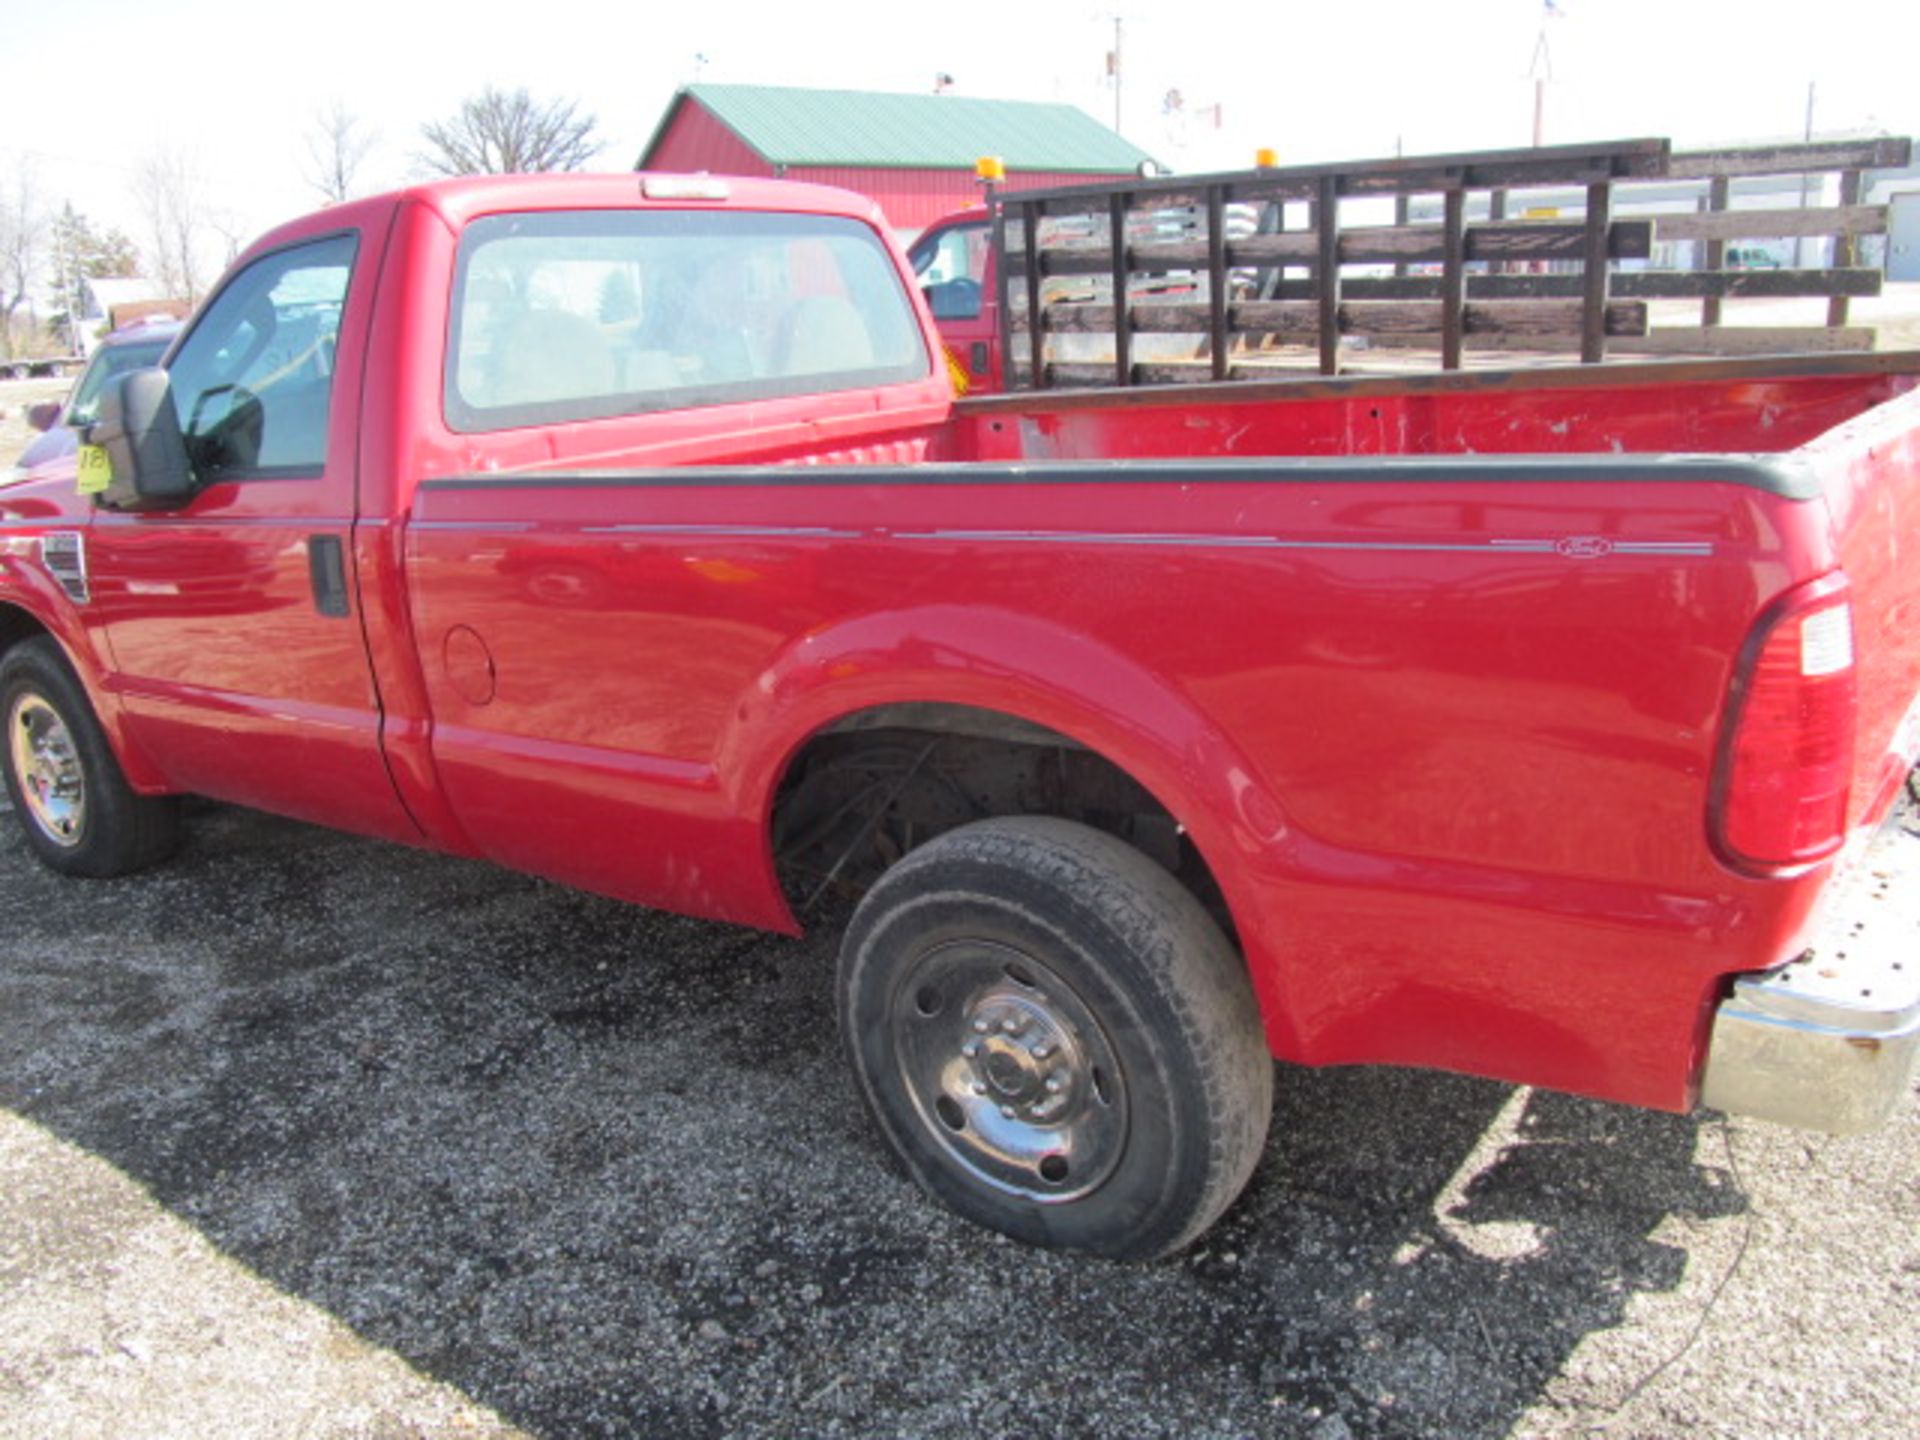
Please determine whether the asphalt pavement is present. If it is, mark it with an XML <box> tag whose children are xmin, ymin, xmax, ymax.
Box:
<box><xmin>0</xmin><ymin>798</ymin><xmax>1915</xmax><ymax>1439</ymax></box>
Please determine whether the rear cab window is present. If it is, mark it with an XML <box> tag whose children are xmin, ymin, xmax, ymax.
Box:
<box><xmin>445</xmin><ymin>209</ymin><xmax>930</xmax><ymax>433</ymax></box>
<box><xmin>908</xmin><ymin>221</ymin><xmax>990</xmax><ymax>320</ymax></box>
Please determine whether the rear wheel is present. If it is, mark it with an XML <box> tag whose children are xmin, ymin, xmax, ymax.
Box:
<box><xmin>0</xmin><ymin>638</ymin><xmax>179</xmax><ymax>877</ymax></box>
<box><xmin>839</xmin><ymin>817</ymin><xmax>1273</xmax><ymax>1260</ymax></box>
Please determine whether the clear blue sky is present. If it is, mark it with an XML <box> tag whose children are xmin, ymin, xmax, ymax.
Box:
<box><xmin>5</xmin><ymin>0</ymin><xmax>1916</xmax><ymax>271</ymax></box>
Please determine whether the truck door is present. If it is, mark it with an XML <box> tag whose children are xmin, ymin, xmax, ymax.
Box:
<box><xmin>908</xmin><ymin>218</ymin><xmax>1000</xmax><ymax>394</ymax></box>
<box><xmin>87</xmin><ymin>228</ymin><xmax>418</xmax><ymax>843</ymax></box>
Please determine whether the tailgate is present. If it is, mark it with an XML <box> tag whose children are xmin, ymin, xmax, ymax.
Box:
<box><xmin>1807</xmin><ymin>380</ymin><xmax>1920</xmax><ymax>832</ymax></box>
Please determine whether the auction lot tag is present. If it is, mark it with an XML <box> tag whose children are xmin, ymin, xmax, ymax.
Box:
<box><xmin>75</xmin><ymin>444</ymin><xmax>112</xmax><ymax>496</ymax></box>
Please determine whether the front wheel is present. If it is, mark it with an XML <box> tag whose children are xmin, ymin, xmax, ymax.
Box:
<box><xmin>0</xmin><ymin>638</ymin><xmax>179</xmax><ymax>877</ymax></box>
<box><xmin>839</xmin><ymin>817</ymin><xmax>1273</xmax><ymax>1260</ymax></box>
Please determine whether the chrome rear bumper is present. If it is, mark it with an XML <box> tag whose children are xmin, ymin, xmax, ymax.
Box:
<box><xmin>1700</xmin><ymin>788</ymin><xmax>1920</xmax><ymax>1135</ymax></box>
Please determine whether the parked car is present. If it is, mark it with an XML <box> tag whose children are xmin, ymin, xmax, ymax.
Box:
<box><xmin>11</xmin><ymin>319</ymin><xmax>181</xmax><ymax>477</ymax></box>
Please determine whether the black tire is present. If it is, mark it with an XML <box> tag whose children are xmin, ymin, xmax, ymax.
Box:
<box><xmin>839</xmin><ymin>817</ymin><xmax>1273</xmax><ymax>1260</ymax></box>
<box><xmin>0</xmin><ymin>637</ymin><xmax>179</xmax><ymax>877</ymax></box>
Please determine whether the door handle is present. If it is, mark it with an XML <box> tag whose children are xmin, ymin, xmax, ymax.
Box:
<box><xmin>308</xmin><ymin>535</ymin><xmax>350</xmax><ymax>618</ymax></box>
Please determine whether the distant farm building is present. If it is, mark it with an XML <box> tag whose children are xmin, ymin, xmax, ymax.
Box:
<box><xmin>637</xmin><ymin>84</ymin><xmax>1158</xmax><ymax>236</ymax></box>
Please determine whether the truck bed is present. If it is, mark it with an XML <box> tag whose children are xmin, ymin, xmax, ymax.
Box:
<box><xmin>951</xmin><ymin>352</ymin><xmax>1920</xmax><ymax>461</ymax></box>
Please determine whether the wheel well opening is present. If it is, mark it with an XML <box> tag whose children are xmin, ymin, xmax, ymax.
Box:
<box><xmin>0</xmin><ymin>604</ymin><xmax>50</xmax><ymax>661</ymax></box>
<box><xmin>771</xmin><ymin>703</ymin><xmax>1236</xmax><ymax>942</ymax></box>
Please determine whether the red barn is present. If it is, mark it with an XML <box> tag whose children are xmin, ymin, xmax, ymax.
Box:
<box><xmin>637</xmin><ymin>84</ymin><xmax>1159</xmax><ymax>238</ymax></box>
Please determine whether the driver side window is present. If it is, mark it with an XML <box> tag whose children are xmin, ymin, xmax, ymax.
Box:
<box><xmin>165</xmin><ymin>234</ymin><xmax>357</xmax><ymax>481</ymax></box>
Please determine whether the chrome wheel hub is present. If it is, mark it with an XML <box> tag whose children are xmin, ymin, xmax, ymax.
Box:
<box><xmin>892</xmin><ymin>941</ymin><xmax>1127</xmax><ymax>1202</ymax></box>
<box><xmin>9</xmin><ymin>694</ymin><xmax>86</xmax><ymax>848</ymax></box>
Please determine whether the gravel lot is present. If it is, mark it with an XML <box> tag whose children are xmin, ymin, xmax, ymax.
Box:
<box><xmin>0</xmin><ymin>798</ymin><xmax>1915</xmax><ymax>1440</ymax></box>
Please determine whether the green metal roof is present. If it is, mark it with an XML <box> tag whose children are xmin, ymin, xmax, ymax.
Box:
<box><xmin>641</xmin><ymin>84</ymin><xmax>1158</xmax><ymax>173</ymax></box>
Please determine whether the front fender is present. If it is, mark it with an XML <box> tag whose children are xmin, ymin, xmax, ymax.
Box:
<box><xmin>716</xmin><ymin>603</ymin><xmax>1303</xmax><ymax>1048</ymax></box>
<box><xmin>0</xmin><ymin>537</ymin><xmax>170</xmax><ymax>794</ymax></box>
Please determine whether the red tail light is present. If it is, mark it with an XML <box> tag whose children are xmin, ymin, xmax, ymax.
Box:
<box><xmin>1711</xmin><ymin>574</ymin><xmax>1857</xmax><ymax>871</ymax></box>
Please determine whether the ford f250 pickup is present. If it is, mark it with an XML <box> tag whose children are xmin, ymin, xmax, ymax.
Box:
<box><xmin>2</xmin><ymin>172</ymin><xmax>1917</xmax><ymax>1259</ymax></box>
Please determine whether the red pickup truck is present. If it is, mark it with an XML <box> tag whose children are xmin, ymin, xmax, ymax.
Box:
<box><xmin>3</xmin><ymin>173</ymin><xmax>1917</xmax><ymax>1260</ymax></box>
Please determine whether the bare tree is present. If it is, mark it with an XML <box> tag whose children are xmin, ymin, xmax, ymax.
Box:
<box><xmin>418</xmin><ymin>87</ymin><xmax>602</xmax><ymax>175</ymax></box>
<box><xmin>134</xmin><ymin>147</ymin><xmax>209</xmax><ymax>303</ymax></box>
<box><xmin>304</xmin><ymin>102</ymin><xmax>377</xmax><ymax>203</ymax></box>
<box><xmin>0</xmin><ymin>161</ymin><xmax>46</xmax><ymax>360</ymax></box>
<box><xmin>206</xmin><ymin>209</ymin><xmax>252</xmax><ymax>271</ymax></box>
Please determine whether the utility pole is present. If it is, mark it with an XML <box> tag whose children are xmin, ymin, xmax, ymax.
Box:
<box><xmin>61</xmin><ymin>218</ymin><xmax>77</xmax><ymax>355</ymax></box>
<box><xmin>50</xmin><ymin>207</ymin><xmax>83</xmax><ymax>356</ymax></box>
<box><xmin>1530</xmin><ymin>42</ymin><xmax>1548</xmax><ymax>145</ymax></box>
<box><xmin>1110</xmin><ymin>16</ymin><xmax>1124</xmax><ymax>136</ymax></box>
<box><xmin>1529</xmin><ymin>0</ymin><xmax>1564</xmax><ymax>147</ymax></box>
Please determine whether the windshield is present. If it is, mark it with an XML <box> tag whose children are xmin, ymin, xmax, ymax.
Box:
<box><xmin>67</xmin><ymin>338</ymin><xmax>173</xmax><ymax>427</ymax></box>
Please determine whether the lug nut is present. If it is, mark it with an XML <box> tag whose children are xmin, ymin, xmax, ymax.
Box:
<box><xmin>972</xmin><ymin>1082</ymin><xmax>987</xmax><ymax>1095</ymax></box>
<box><xmin>1001</xmin><ymin>1016</ymin><xmax>1026</xmax><ymax>1035</ymax></box>
<box><xmin>961</xmin><ymin>1041</ymin><xmax>980</xmax><ymax>1058</ymax></box>
<box><xmin>972</xmin><ymin>1019</ymin><xmax>989</xmax><ymax>1034</ymax></box>
<box><xmin>1044</xmin><ymin>1075</ymin><xmax>1065</xmax><ymax>1094</ymax></box>
<box><xmin>1030</xmin><ymin>1044</ymin><xmax>1053</xmax><ymax>1060</ymax></box>
<box><xmin>999</xmin><ymin>1105</ymin><xmax>1016</xmax><ymax>1119</ymax></box>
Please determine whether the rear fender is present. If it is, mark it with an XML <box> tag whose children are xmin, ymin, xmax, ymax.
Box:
<box><xmin>719</xmin><ymin>603</ymin><xmax>1303</xmax><ymax>1050</ymax></box>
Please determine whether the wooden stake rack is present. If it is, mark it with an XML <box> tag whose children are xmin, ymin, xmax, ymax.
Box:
<box><xmin>991</xmin><ymin>134</ymin><xmax>1912</xmax><ymax>388</ymax></box>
